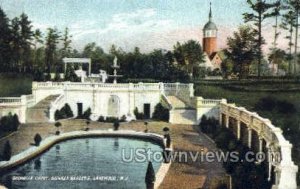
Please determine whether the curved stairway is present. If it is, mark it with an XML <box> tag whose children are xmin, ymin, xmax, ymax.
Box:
<box><xmin>26</xmin><ymin>95</ymin><xmax>60</xmax><ymax>123</ymax></box>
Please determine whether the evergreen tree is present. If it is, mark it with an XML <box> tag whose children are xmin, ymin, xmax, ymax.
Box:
<box><xmin>2</xmin><ymin>141</ymin><xmax>12</xmax><ymax>161</ymax></box>
<box><xmin>226</xmin><ymin>26</ymin><xmax>258</xmax><ymax>78</ymax></box>
<box><xmin>243</xmin><ymin>0</ymin><xmax>279</xmax><ymax>78</ymax></box>
<box><xmin>0</xmin><ymin>7</ymin><xmax>12</xmax><ymax>72</ymax></box>
<box><xmin>145</xmin><ymin>161</ymin><xmax>155</xmax><ymax>189</ymax></box>
<box><xmin>19</xmin><ymin>13</ymin><xmax>33</xmax><ymax>72</ymax></box>
<box><xmin>45</xmin><ymin>28</ymin><xmax>61</xmax><ymax>72</ymax></box>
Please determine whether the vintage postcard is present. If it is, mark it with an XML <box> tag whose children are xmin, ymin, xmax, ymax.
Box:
<box><xmin>0</xmin><ymin>0</ymin><xmax>299</xmax><ymax>189</ymax></box>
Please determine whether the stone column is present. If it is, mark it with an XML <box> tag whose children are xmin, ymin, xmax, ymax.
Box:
<box><xmin>259</xmin><ymin>137</ymin><xmax>263</xmax><ymax>153</ymax></box>
<box><xmin>219</xmin><ymin>113</ymin><xmax>223</xmax><ymax>126</ymax></box>
<box><xmin>225</xmin><ymin>115</ymin><xmax>229</xmax><ymax>128</ymax></box>
<box><xmin>189</xmin><ymin>83</ymin><xmax>194</xmax><ymax>97</ymax></box>
<box><xmin>237</xmin><ymin>120</ymin><xmax>241</xmax><ymax>140</ymax></box>
<box><xmin>248</xmin><ymin>128</ymin><xmax>252</xmax><ymax>148</ymax></box>
<box><xmin>277</xmin><ymin>142</ymin><xmax>298</xmax><ymax>189</ymax></box>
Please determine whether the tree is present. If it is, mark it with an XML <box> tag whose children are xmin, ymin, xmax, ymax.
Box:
<box><xmin>45</xmin><ymin>28</ymin><xmax>60</xmax><ymax>72</ymax></box>
<box><xmin>113</xmin><ymin>120</ymin><xmax>120</xmax><ymax>131</ymax></box>
<box><xmin>34</xmin><ymin>133</ymin><xmax>42</xmax><ymax>146</ymax></box>
<box><xmin>281</xmin><ymin>9</ymin><xmax>296</xmax><ymax>74</ymax></box>
<box><xmin>54</xmin><ymin>122</ymin><xmax>62</xmax><ymax>135</ymax></box>
<box><xmin>19</xmin><ymin>13</ymin><xmax>33</xmax><ymax>72</ymax></box>
<box><xmin>145</xmin><ymin>161</ymin><xmax>156</xmax><ymax>189</ymax></box>
<box><xmin>226</xmin><ymin>26</ymin><xmax>257</xmax><ymax>78</ymax></box>
<box><xmin>173</xmin><ymin>40</ymin><xmax>205</xmax><ymax>79</ymax></box>
<box><xmin>85</xmin><ymin>120</ymin><xmax>90</xmax><ymax>131</ymax></box>
<box><xmin>284</xmin><ymin>0</ymin><xmax>300</xmax><ymax>74</ymax></box>
<box><xmin>0</xmin><ymin>7</ymin><xmax>12</xmax><ymax>72</ymax></box>
<box><xmin>221</xmin><ymin>58</ymin><xmax>234</xmax><ymax>78</ymax></box>
<box><xmin>60</xmin><ymin>27</ymin><xmax>72</xmax><ymax>58</ymax></box>
<box><xmin>2</xmin><ymin>141</ymin><xmax>12</xmax><ymax>161</ymax></box>
<box><xmin>243</xmin><ymin>0</ymin><xmax>279</xmax><ymax>77</ymax></box>
<box><xmin>268</xmin><ymin>49</ymin><xmax>287</xmax><ymax>74</ymax></box>
<box><xmin>32</xmin><ymin>29</ymin><xmax>43</xmax><ymax>69</ymax></box>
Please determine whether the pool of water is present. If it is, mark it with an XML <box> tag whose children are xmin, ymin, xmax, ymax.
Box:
<box><xmin>0</xmin><ymin>137</ymin><xmax>163</xmax><ymax>189</ymax></box>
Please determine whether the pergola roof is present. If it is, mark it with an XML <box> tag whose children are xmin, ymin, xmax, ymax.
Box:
<box><xmin>62</xmin><ymin>58</ymin><xmax>91</xmax><ymax>64</ymax></box>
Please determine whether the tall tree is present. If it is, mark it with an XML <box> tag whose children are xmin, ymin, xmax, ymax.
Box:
<box><xmin>60</xmin><ymin>27</ymin><xmax>72</xmax><ymax>58</ymax></box>
<box><xmin>32</xmin><ymin>29</ymin><xmax>43</xmax><ymax>69</ymax></box>
<box><xmin>0</xmin><ymin>7</ymin><xmax>12</xmax><ymax>72</ymax></box>
<box><xmin>45</xmin><ymin>28</ymin><xmax>60</xmax><ymax>72</ymax></box>
<box><xmin>226</xmin><ymin>25</ymin><xmax>257</xmax><ymax>78</ymax></box>
<box><xmin>10</xmin><ymin>17</ymin><xmax>22</xmax><ymax>72</ymax></box>
<box><xmin>280</xmin><ymin>9</ymin><xmax>296</xmax><ymax>74</ymax></box>
<box><xmin>285</xmin><ymin>0</ymin><xmax>300</xmax><ymax>74</ymax></box>
<box><xmin>243</xmin><ymin>0</ymin><xmax>279</xmax><ymax>78</ymax></box>
<box><xmin>19</xmin><ymin>13</ymin><xmax>33</xmax><ymax>72</ymax></box>
<box><xmin>173</xmin><ymin>40</ymin><xmax>205</xmax><ymax>79</ymax></box>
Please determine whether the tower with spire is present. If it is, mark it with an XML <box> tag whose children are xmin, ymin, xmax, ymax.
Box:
<box><xmin>203</xmin><ymin>2</ymin><xmax>218</xmax><ymax>56</ymax></box>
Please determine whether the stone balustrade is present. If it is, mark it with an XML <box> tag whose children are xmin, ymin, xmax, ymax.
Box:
<box><xmin>0</xmin><ymin>97</ymin><xmax>22</xmax><ymax>105</ymax></box>
<box><xmin>220</xmin><ymin>102</ymin><xmax>298</xmax><ymax>189</ymax></box>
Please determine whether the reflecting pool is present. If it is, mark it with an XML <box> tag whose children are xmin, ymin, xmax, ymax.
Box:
<box><xmin>0</xmin><ymin>137</ymin><xmax>163</xmax><ymax>189</ymax></box>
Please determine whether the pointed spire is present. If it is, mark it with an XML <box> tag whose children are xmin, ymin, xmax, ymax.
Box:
<box><xmin>209</xmin><ymin>2</ymin><xmax>212</xmax><ymax>21</ymax></box>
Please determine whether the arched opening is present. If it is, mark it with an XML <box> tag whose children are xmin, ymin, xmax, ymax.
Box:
<box><xmin>107</xmin><ymin>95</ymin><xmax>120</xmax><ymax>117</ymax></box>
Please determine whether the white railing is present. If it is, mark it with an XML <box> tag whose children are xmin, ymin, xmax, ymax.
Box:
<box><xmin>0</xmin><ymin>97</ymin><xmax>22</xmax><ymax>106</ymax></box>
<box><xmin>220</xmin><ymin>102</ymin><xmax>298</xmax><ymax>189</ymax></box>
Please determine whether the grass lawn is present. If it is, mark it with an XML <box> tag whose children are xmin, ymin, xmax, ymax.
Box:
<box><xmin>0</xmin><ymin>74</ymin><xmax>32</xmax><ymax>97</ymax></box>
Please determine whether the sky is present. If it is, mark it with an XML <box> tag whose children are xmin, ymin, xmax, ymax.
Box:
<box><xmin>0</xmin><ymin>0</ymin><xmax>287</xmax><ymax>53</ymax></box>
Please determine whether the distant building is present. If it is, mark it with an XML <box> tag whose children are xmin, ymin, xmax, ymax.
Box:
<box><xmin>201</xmin><ymin>3</ymin><xmax>225</xmax><ymax>71</ymax></box>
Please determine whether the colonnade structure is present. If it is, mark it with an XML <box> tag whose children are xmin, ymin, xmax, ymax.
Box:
<box><xmin>220</xmin><ymin>102</ymin><xmax>298</xmax><ymax>189</ymax></box>
<box><xmin>0</xmin><ymin>81</ymin><xmax>298</xmax><ymax>188</ymax></box>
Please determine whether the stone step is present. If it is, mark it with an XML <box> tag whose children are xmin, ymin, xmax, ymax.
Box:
<box><xmin>26</xmin><ymin>95</ymin><xmax>60</xmax><ymax>123</ymax></box>
<box><xmin>169</xmin><ymin>109</ymin><xmax>196</xmax><ymax>125</ymax></box>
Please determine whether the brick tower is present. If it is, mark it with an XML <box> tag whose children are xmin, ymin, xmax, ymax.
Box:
<box><xmin>203</xmin><ymin>2</ymin><xmax>218</xmax><ymax>56</ymax></box>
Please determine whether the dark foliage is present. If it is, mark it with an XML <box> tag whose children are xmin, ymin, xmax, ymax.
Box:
<box><xmin>134</xmin><ymin>107</ymin><xmax>144</xmax><ymax>120</ymax></box>
<box><xmin>113</xmin><ymin>120</ymin><xmax>120</xmax><ymax>131</ymax></box>
<box><xmin>54</xmin><ymin>103</ymin><xmax>74</xmax><ymax>120</ymax></box>
<box><xmin>2</xmin><ymin>141</ymin><xmax>12</xmax><ymax>161</ymax></box>
<box><xmin>34</xmin><ymin>133</ymin><xmax>42</xmax><ymax>146</ymax></box>
<box><xmin>0</xmin><ymin>113</ymin><xmax>20</xmax><ymax>133</ymax></box>
<box><xmin>152</xmin><ymin>103</ymin><xmax>169</xmax><ymax>121</ymax></box>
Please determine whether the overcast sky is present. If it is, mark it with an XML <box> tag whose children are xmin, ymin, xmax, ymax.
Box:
<box><xmin>0</xmin><ymin>0</ymin><xmax>287</xmax><ymax>53</ymax></box>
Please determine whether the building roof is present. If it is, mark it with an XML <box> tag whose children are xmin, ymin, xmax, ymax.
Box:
<box><xmin>203</xmin><ymin>2</ymin><xmax>217</xmax><ymax>31</ymax></box>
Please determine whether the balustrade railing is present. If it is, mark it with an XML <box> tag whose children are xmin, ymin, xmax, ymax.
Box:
<box><xmin>220</xmin><ymin>102</ymin><xmax>298</xmax><ymax>189</ymax></box>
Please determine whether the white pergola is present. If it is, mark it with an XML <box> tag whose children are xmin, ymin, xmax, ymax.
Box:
<box><xmin>63</xmin><ymin>58</ymin><xmax>91</xmax><ymax>75</ymax></box>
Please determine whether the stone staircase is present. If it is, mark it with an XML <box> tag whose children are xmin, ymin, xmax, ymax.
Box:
<box><xmin>26</xmin><ymin>95</ymin><xmax>60</xmax><ymax>123</ymax></box>
<box><xmin>167</xmin><ymin>96</ymin><xmax>196</xmax><ymax>125</ymax></box>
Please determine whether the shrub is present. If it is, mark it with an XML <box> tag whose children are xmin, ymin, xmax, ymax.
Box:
<box><xmin>254</xmin><ymin>97</ymin><xmax>276</xmax><ymax>111</ymax></box>
<box><xmin>0</xmin><ymin>113</ymin><xmax>20</xmax><ymax>132</ymax></box>
<box><xmin>85</xmin><ymin>120</ymin><xmax>90</xmax><ymax>131</ymax></box>
<box><xmin>165</xmin><ymin>134</ymin><xmax>171</xmax><ymax>148</ymax></box>
<box><xmin>152</xmin><ymin>103</ymin><xmax>169</xmax><ymax>121</ymax></box>
<box><xmin>120</xmin><ymin>115</ymin><xmax>127</xmax><ymax>122</ymax></box>
<box><xmin>106</xmin><ymin>117</ymin><xmax>118</xmax><ymax>123</ymax></box>
<box><xmin>54</xmin><ymin>110</ymin><xmax>62</xmax><ymax>120</ymax></box>
<box><xmin>2</xmin><ymin>141</ymin><xmax>12</xmax><ymax>161</ymax></box>
<box><xmin>54</xmin><ymin>122</ymin><xmax>62</xmax><ymax>135</ymax></box>
<box><xmin>134</xmin><ymin>107</ymin><xmax>144</xmax><ymax>120</ymax></box>
<box><xmin>34</xmin><ymin>133</ymin><xmax>42</xmax><ymax>146</ymax></box>
<box><xmin>276</xmin><ymin>100</ymin><xmax>296</xmax><ymax>114</ymax></box>
<box><xmin>113</xmin><ymin>120</ymin><xmax>120</xmax><ymax>131</ymax></box>
<box><xmin>98</xmin><ymin>116</ymin><xmax>105</xmax><ymax>122</ymax></box>
<box><xmin>55</xmin><ymin>103</ymin><xmax>74</xmax><ymax>120</ymax></box>
<box><xmin>81</xmin><ymin>107</ymin><xmax>92</xmax><ymax>120</ymax></box>
<box><xmin>199</xmin><ymin>115</ymin><xmax>218</xmax><ymax>135</ymax></box>
<box><xmin>63</xmin><ymin>103</ymin><xmax>74</xmax><ymax>118</ymax></box>
<box><xmin>145</xmin><ymin>161</ymin><xmax>156</xmax><ymax>185</ymax></box>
